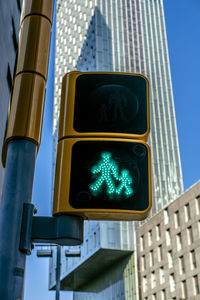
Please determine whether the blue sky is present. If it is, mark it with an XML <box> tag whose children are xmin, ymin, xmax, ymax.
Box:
<box><xmin>24</xmin><ymin>1</ymin><xmax>200</xmax><ymax>299</ymax></box>
<box><xmin>164</xmin><ymin>0</ymin><xmax>200</xmax><ymax>190</ymax></box>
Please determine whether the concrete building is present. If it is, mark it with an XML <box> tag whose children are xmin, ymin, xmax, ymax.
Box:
<box><xmin>50</xmin><ymin>0</ymin><xmax>184</xmax><ymax>298</ymax></box>
<box><xmin>0</xmin><ymin>0</ymin><xmax>23</xmax><ymax>197</ymax></box>
<box><xmin>137</xmin><ymin>180</ymin><xmax>200</xmax><ymax>300</ymax></box>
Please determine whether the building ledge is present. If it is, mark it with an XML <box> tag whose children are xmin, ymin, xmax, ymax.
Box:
<box><xmin>51</xmin><ymin>247</ymin><xmax>133</xmax><ymax>291</ymax></box>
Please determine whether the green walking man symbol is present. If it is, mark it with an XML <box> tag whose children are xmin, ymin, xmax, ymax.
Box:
<box><xmin>90</xmin><ymin>152</ymin><xmax>119</xmax><ymax>194</ymax></box>
<box><xmin>116</xmin><ymin>169</ymin><xmax>133</xmax><ymax>196</ymax></box>
<box><xmin>89</xmin><ymin>152</ymin><xmax>134</xmax><ymax>197</ymax></box>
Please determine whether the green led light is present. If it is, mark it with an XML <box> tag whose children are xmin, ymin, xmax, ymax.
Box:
<box><xmin>90</xmin><ymin>152</ymin><xmax>118</xmax><ymax>195</ymax></box>
<box><xmin>89</xmin><ymin>152</ymin><xmax>134</xmax><ymax>197</ymax></box>
<box><xmin>116</xmin><ymin>169</ymin><xmax>133</xmax><ymax>196</ymax></box>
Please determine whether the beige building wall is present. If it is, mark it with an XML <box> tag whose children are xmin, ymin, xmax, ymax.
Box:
<box><xmin>137</xmin><ymin>180</ymin><xmax>200</xmax><ymax>300</ymax></box>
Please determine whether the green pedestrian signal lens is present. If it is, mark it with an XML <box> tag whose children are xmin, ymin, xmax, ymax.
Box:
<box><xmin>69</xmin><ymin>141</ymin><xmax>149</xmax><ymax>212</ymax></box>
<box><xmin>89</xmin><ymin>152</ymin><xmax>134</xmax><ymax>197</ymax></box>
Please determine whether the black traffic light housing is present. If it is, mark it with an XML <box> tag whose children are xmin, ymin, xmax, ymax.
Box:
<box><xmin>58</xmin><ymin>71</ymin><xmax>150</xmax><ymax>141</ymax></box>
<box><xmin>53</xmin><ymin>72</ymin><xmax>151</xmax><ymax>221</ymax></box>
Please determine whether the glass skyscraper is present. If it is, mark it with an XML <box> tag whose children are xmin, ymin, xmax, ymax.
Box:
<box><xmin>50</xmin><ymin>0</ymin><xmax>184</xmax><ymax>298</ymax></box>
<box><xmin>0</xmin><ymin>0</ymin><xmax>23</xmax><ymax>198</ymax></box>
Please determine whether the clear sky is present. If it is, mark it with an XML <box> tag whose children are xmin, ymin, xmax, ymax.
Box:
<box><xmin>24</xmin><ymin>1</ymin><xmax>200</xmax><ymax>299</ymax></box>
<box><xmin>164</xmin><ymin>0</ymin><xmax>200</xmax><ymax>190</ymax></box>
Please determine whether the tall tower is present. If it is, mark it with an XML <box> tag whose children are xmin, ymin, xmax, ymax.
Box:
<box><xmin>50</xmin><ymin>0</ymin><xmax>184</xmax><ymax>298</ymax></box>
<box><xmin>0</xmin><ymin>0</ymin><xmax>23</xmax><ymax>198</ymax></box>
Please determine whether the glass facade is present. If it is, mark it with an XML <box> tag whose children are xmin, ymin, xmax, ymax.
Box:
<box><xmin>51</xmin><ymin>0</ymin><xmax>184</xmax><ymax>298</ymax></box>
<box><xmin>0</xmin><ymin>0</ymin><xmax>23</xmax><ymax>198</ymax></box>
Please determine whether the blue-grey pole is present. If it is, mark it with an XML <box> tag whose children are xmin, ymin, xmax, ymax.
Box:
<box><xmin>56</xmin><ymin>245</ymin><xmax>61</xmax><ymax>300</ymax></box>
<box><xmin>0</xmin><ymin>140</ymin><xmax>37</xmax><ymax>300</ymax></box>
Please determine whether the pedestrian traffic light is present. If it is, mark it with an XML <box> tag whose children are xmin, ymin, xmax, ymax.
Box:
<box><xmin>53</xmin><ymin>138</ymin><xmax>151</xmax><ymax>221</ymax></box>
<box><xmin>59</xmin><ymin>71</ymin><xmax>150</xmax><ymax>141</ymax></box>
<box><xmin>53</xmin><ymin>71</ymin><xmax>152</xmax><ymax>221</ymax></box>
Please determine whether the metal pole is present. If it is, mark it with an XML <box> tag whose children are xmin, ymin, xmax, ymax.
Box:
<box><xmin>56</xmin><ymin>245</ymin><xmax>61</xmax><ymax>300</ymax></box>
<box><xmin>0</xmin><ymin>140</ymin><xmax>37</xmax><ymax>300</ymax></box>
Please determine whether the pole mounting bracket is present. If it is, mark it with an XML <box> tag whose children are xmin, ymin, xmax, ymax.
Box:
<box><xmin>19</xmin><ymin>203</ymin><xmax>84</xmax><ymax>255</ymax></box>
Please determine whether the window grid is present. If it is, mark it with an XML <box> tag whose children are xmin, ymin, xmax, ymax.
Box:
<box><xmin>158</xmin><ymin>245</ymin><xmax>163</xmax><ymax>262</ymax></box>
<box><xmin>149</xmin><ymin>250</ymin><xmax>154</xmax><ymax>267</ymax></box>
<box><xmin>168</xmin><ymin>250</ymin><xmax>173</xmax><ymax>268</ymax></box>
<box><xmin>187</xmin><ymin>226</ymin><xmax>193</xmax><ymax>245</ymax></box>
<box><xmin>182</xmin><ymin>280</ymin><xmax>187</xmax><ymax>299</ymax></box>
<box><xmin>148</xmin><ymin>229</ymin><xmax>153</xmax><ymax>246</ymax></box>
<box><xmin>193</xmin><ymin>275</ymin><xmax>200</xmax><ymax>296</ymax></box>
<box><xmin>156</xmin><ymin>224</ymin><xmax>161</xmax><ymax>240</ymax></box>
<box><xmin>165</xmin><ymin>229</ymin><xmax>171</xmax><ymax>246</ymax></box>
<box><xmin>161</xmin><ymin>289</ymin><xmax>166</xmax><ymax>300</ymax></box>
<box><xmin>140</xmin><ymin>235</ymin><xmax>145</xmax><ymax>251</ymax></box>
<box><xmin>164</xmin><ymin>209</ymin><xmax>169</xmax><ymax>224</ymax></box>
<box><xmin>179</xmin><ymin>256</ymin><xmax>185</xmax><ymax>274</ymax></box>
<box><xmin>159</xmin><ymin>267</ymin><xmax>165</xmax><ymax>284</ymax></box>
<box><xmin>190</xmin><ymin>250</ymin><xmax>197</xmax><ymax>269</ymax></box>
<box><xmin>174</xmin><ymin>210</ymin><xmax>180</xmax><ymax>228</ymax></box>
<box><xmin>143</xmin><ymin>276</ymin><xmax>147</xmax><ymax>292</ymax></box>
<box><xmin>151</xmin><ymin>271</ymin><xmax>156</xmax><ymax>289</ymax></box>
<box><xmin>169</xmin><ymin>273</ymin><xmax>175</xmax><ymax>292</ymax></box>
<box><xmin>153</xmin><ymin>293</ymin><xmax>157</xmax><ymax>300</ymax></box>
<box><xmin>184</xmin><ymin>203</ymin><xmax>191</xmax><ymax>222</ymax></box>
<box><xmin>196</xmin><ymin>195</ymin><xmax>200</xmax><ymax>214</ymax></box>
<box><xmin>141</xmin><ymin>255</ymin><xmax>146</xmax><ymax>271</ymax></box>
<box><xmin>94</xmin><ymin>232</ymin><xmax>96</xmax><ymax>248</ymax></box>
<box><xmin>176</xmin><ymin>232</ymin><xmax>182</xmax><ymax>251</ymax></box>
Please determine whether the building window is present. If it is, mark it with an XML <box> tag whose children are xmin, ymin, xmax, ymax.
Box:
<box><xmin>151</xmin><ymin>271</ymin><xmax>156</xmax><ymax>289</ymax></box>
<box><xmin>148</xmin><ymin>229</ymin><xmax>153</xmax><ymax>246</ymax></box>
<box><xmin>169</xmin><ymin>273</ymin><xmax>175</xmax><ymax>292</ymax></box>
<box><xmin>7</xmin><ymin>64</ymin><xmax>13</xmax><ymax>92</ymax></box>
<box><xmin>49</xmin><ymin>271</ymin><xmax>52</xmax><ymax>285</ymax></box>
<box><xmin>176</xmin><ymin>232</ymin><xmax>183</xmax><ymax>251</ymax></box>
<box><xmin>156</xmin><ymin>224</ymin><xmax>161</xmax><ymax>240</ymax></box>
<box><xmin>94</xmin><ymin>232</ymin><xmax>96</xmax><ymax>248</ymax></box>
<box><xmin>168</xmin><ymin>250</ymin><xmax>173</xmax><ymax>268</ymax></box>
<box><xmin>193</xmin><ymin>275</ymin><xmax>200</xmax><ymax>295</ymax></box>
<box><xmin>152</xmin><ymin>293</ymin><xmax>157</xmax><ymax>300</ymax></box>
<box><xmin>141</xmin><ymin>255</ymin><xmax>146</xmax><ymax>271</ymax></box>
<box><xmin>198</xmin><ymin>221</ymin><xmax>200</xmax><ymax>237</ymax></box>
<box><xmin>158</xmin><ymin>245</ymin><xmax>163</xmax><ymax>262</ymax></box>
<box><xmin>174</xmin><ymin>210</ymin><xmax>180</xmax><ymax>228</ymax></box>
<box><xmin>11</xmin><ymin>18</ymin><xmax>18</xmax><ymax>51</ymax></box>
<box><xmin>140</xmin><ymin>235</ymin><xmax>145</xmax><ymax>251</ymax></box>
<box><xmin>149</xmin><ymin>250</ymin><xmax>154</xmax><ymax>267</ymax></box>
<box><xmin>166</xmin><ymin>229</ymin><xmax>171</xmax><ymax>246</ymax></box>
<box><xmin>164</xmin><ymin>208</ymin><xmax>169</xmax><ymax>224</ymax></box>
<box><xmin>66</xmin><ymin>259</ymin><xmax>68</xmax><ymax>270</ymax></box>
<box><xmin>161</xmin><ymin>289</ymin><xmax>166</xmax><ymax>300</ymax></box>
<box><xmin>184</xmin><ymin>203</ymin><xmax>191</xmax><ymax>222</ymax></box>
<box><xmin>71</xmin><ymin>257</ymin><xmax>74</xmax><ymax>265</ymax></box>
<box><xmin>179</xmin><ymin>256</ymin><xmax>185</xmax><ymax>274</ymax></box>
<box><xmin>86</xmin><ymin>239</ymin><xmax>88</xmax><ymax>254</ymax></box>
<box><xmin>181</xmin><ymin>280</ymin><xmax>187</xmax><ymax>298</ymax></box>
<box><xmin>143</xmin><ymin>276</ymin><xmax>147</xmax><ymax>292</ymax></box>
<box><xmin>196</xmin><ymin>195</ymin><xmax>200</xmax><ymax>214</ymax></box>
<box><xmin>190</xmin><ymin>250</ymin><xmax>197</xmax><ymax>269</ymax></box>
<box><xmin>160</xmin><ymin>267</ymin><xmax>165</xmax><ymax>284</ymax></box>
<box><xmin>17</xmin><ymin>0</ymin><xmax>21</xmax><ymax>11</ymax></box>
<box><xmin>187</xmin><ymin>226</ymin><xmax>193</xmax><ymax>245</ymax></box>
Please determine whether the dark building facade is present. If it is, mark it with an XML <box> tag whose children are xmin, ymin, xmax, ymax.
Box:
<box><xmin>0</xmin><ymin>0</ymin><xmax>23</xmax><ymax>196</ymax></box>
